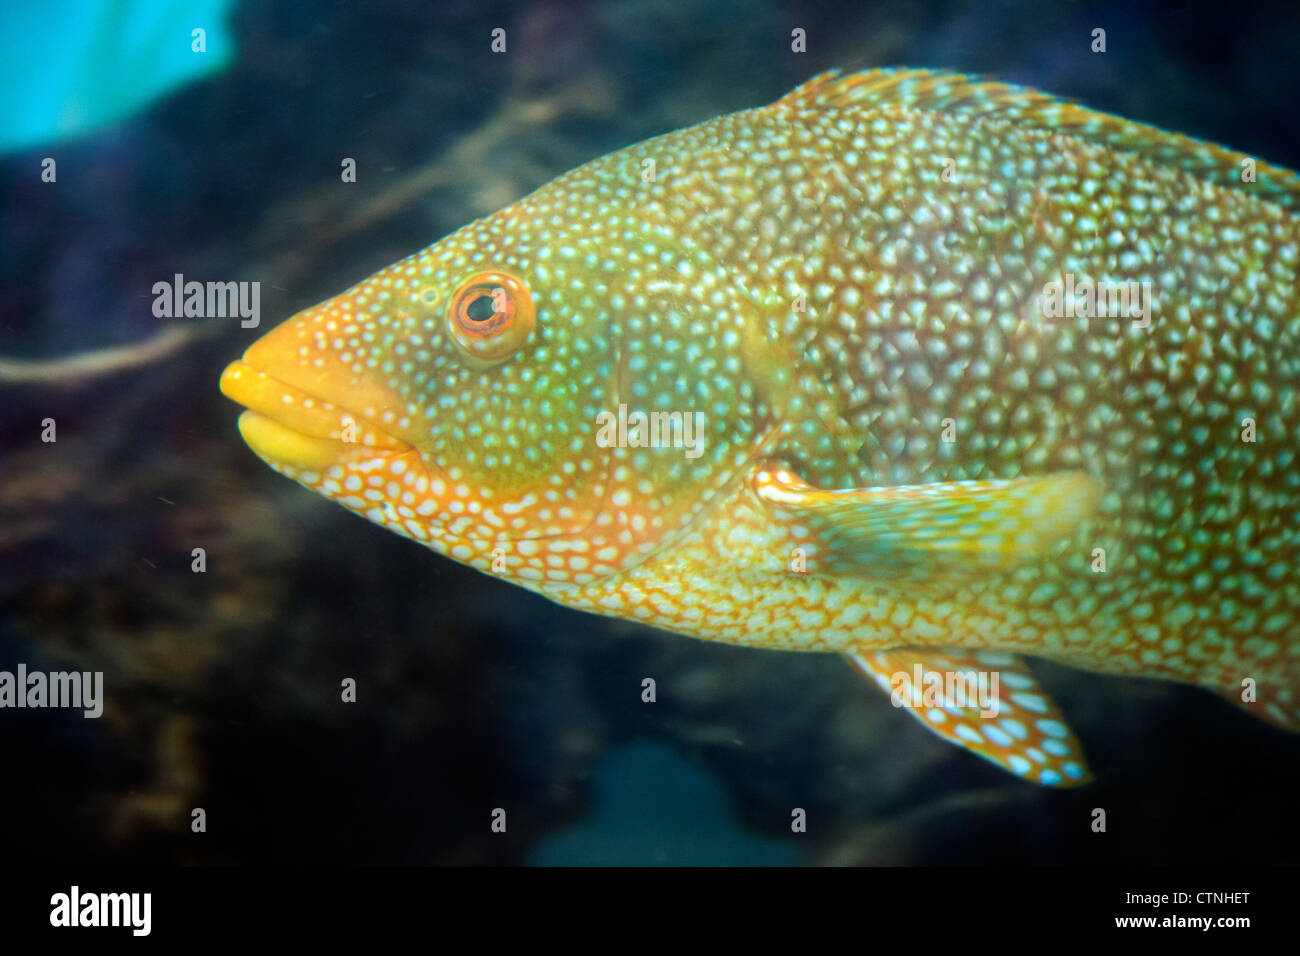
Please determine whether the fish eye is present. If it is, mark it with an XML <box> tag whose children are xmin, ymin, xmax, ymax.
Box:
<box><xmin>447</xmin><ymin>271</ymin><xmax>536</xmax><ymax>364</ymax></box>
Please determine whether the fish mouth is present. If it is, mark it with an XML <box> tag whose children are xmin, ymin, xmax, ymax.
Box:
<box><xmin>219</xmin><ymin>359</ymin><xmax>413</xmax><ymax>472</ymax></box>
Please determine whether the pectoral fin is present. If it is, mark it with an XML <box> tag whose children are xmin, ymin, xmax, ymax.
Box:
<box><xmin>752</xmin><ymin>464</ymin><xmax>1100</xmax><ymax>576</ymax></box>
<box><xmin>847</xmin><ymin>648</ymin><xmax>1093</xmax><ymax>787</ymax></box>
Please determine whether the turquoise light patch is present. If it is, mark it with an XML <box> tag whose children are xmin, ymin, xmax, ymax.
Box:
<box><xmin>0</xmin><ymin>0</ymin><xmax>236</xmax><ymax>154</ymax></box>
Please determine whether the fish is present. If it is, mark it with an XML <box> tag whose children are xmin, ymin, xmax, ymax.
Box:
<box><xmin>220</xmin><ymin>68</ymin><xmax>1300</xmax><ymax>786</ymax></box>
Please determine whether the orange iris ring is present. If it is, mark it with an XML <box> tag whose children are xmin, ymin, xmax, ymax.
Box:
<box><xmin>446</xmin><ymin>271</ymin><xmax>536</xmax><ymax>363</ymax></box>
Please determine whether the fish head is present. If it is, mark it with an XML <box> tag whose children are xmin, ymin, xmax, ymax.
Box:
<box><xmin>220</xmin><ymin>184</ymin><xmax>769</xmax><ymax>585</ymax></box>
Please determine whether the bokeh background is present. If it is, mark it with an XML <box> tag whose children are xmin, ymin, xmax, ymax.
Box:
<box><xmin>2</xmin><ymin>0</ymin><xmax>1299</xmax><ymax>865</ymax></box>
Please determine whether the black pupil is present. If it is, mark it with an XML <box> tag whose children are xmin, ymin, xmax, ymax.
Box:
<box><xmin>466</xmin><ymin>292</ymin><xmax>498</xmax><ymax>323</ymax></box>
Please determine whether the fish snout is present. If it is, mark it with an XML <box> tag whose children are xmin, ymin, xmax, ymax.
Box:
<box><xmin>219</xmin><ymin>307</ymin><xmax>414</xmax><ymax>472</ymax></box>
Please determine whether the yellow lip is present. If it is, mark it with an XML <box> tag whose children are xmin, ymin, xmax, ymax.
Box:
<box><xmin>232</xmin><ymin>409</ymin><xmax>349</xmax><ymax>472</ymax></box>
<box><xmin>220</xmin><ymin>359</ymin><xmax>411</xmax><ymax>471</ymax></box>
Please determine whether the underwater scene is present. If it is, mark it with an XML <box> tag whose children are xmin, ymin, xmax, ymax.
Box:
<box><xmin>2</xmin><ymin>0</ymin><xmax>1299</xmax><ymax>893</ymax></box>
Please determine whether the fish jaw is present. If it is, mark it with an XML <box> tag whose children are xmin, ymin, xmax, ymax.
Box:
<box><xmin>219</xmin><ymin>293</ymin><xmax>422</xmax><ymax>463</ymax></box>
<box><xmin>218</xmin><ymin>306</ymin><xmax>621</xmax><ymax>581</ymax></box>
<box><xmin>220</xmin><ymin>358</ymin><xmax>413</xmax><ymax>472</ymax></box>
<box><xmin>220</xmin><ymin>353</ymin><xmax>462</xmax><ymax>559</ymax></box>
<box><xmin>218</xmin><ymin>307</ymin><xmax>446</xmax><ymax>546</ymax></box>
<box><xmin>221</xmin><ymin>349</ymin><xmax>619</xmax><ymax>590</ymax></box>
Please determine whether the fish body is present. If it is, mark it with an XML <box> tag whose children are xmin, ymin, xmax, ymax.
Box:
<box><xmin>221</xmin><ymin>69</ymin><xmax>1300</xmax><ymax>785</ymax></box>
